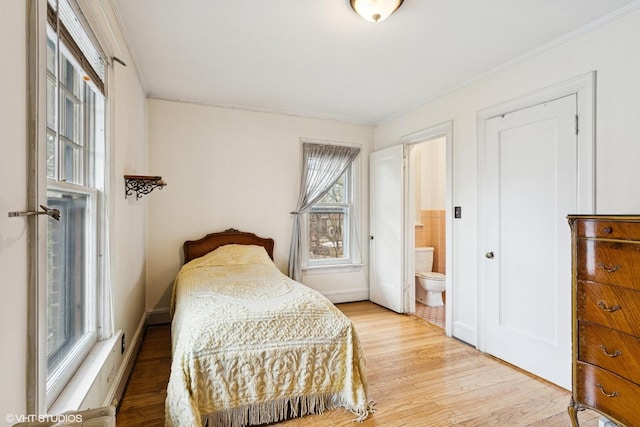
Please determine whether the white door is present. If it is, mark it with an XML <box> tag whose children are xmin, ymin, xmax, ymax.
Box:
<box><xmin>481</xmin><ymin>94</ymin><xmax>577</xmax><ymax>389</ymax></box>
<box><xmin>370</xmin><ymin>145</ymin><xmax>405</xmax><ymax>313</ymax></box>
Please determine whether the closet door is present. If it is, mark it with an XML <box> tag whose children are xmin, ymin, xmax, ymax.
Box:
<box><xmin>481</xmin><ymin>94</ymin><xmax>577</xmax><ymax>389</ymax></box>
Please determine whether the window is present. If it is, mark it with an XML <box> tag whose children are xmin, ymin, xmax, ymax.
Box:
<box><xmin>307</xmin><ymin>167</ymin><xmax>352</xmax><ymax>264</ymax></box>
<box><xmin>298</xmin><ymin>142</ymin><xmax>361</xmax><ymax>271</ymax></box>
<box><xmin>35</xmin><ymin>0</ymin><xmax>108</xmax><ymax>409</ymax></box>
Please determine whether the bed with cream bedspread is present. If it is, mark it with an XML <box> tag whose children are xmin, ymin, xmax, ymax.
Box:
<box><xmin>165</xmin><ymin>244</ymin><xmax>372</xmax><ymax>427</ymax></box>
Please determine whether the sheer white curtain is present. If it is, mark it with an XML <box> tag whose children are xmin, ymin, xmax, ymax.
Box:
<box><xmin>97</xmin><ymin>204</ymin><xmax>113</xmax><ymax>340</ymax></box>
<box><xmin>97</xmin><ymin>60</ymin><xmax>115</xmax><ymax>341</ymax></box>
<box><xmin>288</xmin><ymin>143</ymin><xmax>360</xmax><ymax>281</ymax></box>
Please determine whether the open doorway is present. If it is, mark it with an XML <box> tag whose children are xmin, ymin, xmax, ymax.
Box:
<box><xmin>402</xmin><ymin>121</ymin><xmax>453</xmax><ymax>336</ymax></box>
<box><xmin>368</xmin><ymin>122</ymin><xmax>452</xmax><ymax>335</ymax></box>
<box><xmin>410</xmin><ymin>137</ymin><xmax>447</xmax><ymax>329</ymax></box>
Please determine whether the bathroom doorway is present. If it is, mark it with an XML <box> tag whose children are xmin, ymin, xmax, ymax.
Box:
<box><xmin>411</xmin><ymin>137</ymin><xmax>446</xmax><ymax>329</ymax></box>
<box><xmin>402</xmin><ymin>122</ymin><xmax>452</xmax><ymax>335</ymax></box>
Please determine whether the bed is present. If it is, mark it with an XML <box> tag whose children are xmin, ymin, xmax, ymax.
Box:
<box><xmin>165</xmin><ymin>229</ymin><xmax>373</xmax><ymax>427</ymax></box>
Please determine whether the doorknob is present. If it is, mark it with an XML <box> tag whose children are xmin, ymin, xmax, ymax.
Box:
<box><xmin>485</xmin><ymin>251</ymin><xmax>494</xmax><ymax>259</ymax></box>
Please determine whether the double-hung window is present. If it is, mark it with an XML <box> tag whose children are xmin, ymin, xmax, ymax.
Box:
<box><xmin>301</xmin><ymin>142</ymin><xmax>361</xmax><ymax>270</ymax></box>
<box><xmin>33</xmin><ymin>0</ymin><xmax>108</xmax><ymax>410</ymax></box>
<box><xmin>307</xmin><ymin>167</ymin><xmax>353</xmax><ymax>265</ymax></box>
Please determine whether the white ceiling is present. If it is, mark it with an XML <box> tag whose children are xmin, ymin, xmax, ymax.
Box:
<box><xmin>111</xmin><ymin>0</ymin><xmax>639</xmax><ymax>124</ymax></box>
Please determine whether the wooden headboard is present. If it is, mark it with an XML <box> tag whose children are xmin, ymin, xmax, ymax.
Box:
<box><xmin>182</xmin><ymin>228</ymin><xmax>275</xmax><ymax>264</ymax></box>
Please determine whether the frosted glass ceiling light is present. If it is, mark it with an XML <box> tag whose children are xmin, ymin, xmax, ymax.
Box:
<box><xmin>350</xmin><ymin>0</ymin><xmax>404</xmax><ymax>23</ymax></box>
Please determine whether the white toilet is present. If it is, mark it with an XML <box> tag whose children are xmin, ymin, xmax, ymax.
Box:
<box><xmin>415</xmin><ymin>247</ymin><xmax>446</xmax><ymax>307</ymax></box>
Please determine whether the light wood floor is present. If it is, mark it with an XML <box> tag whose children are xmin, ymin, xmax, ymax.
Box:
<box><xmin>117</xmin><ymin>301</ymin><xmax>601</xmax><ymax>426</ymax></box>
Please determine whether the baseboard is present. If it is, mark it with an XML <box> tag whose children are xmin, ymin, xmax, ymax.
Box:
<box><xmin>147</xmin><ymin>308</ymin><xmax>171</xmax><ymax>325</ymax></box>
<box><xmin>104</xmin><ymin>313</ymin><xmax>146</xmax><ymax>409</ymax></box>
<box><xmin>452</xmin><ymin>320</ymin><xmax>476</xmax><ymax>347</ymax></box>
<box><xmin>322</xmin><ymin>288</ymin><xmax>369</xmax><ymax>304</ymax></box>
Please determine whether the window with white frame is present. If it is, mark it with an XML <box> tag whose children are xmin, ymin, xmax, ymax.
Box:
<box><xmin>303</xmin><ymin>146</ymin><xmax>360</xmax><ymax>269</ymax></box>
<box><xmin>38</xmin><ymin>0</ymin><xmax>107</xmax><ymax>408</ymax></box>
<box><xmin>307</xmin><ymin>167</ymin><xmax>352</xmax><ymax>264</ymax></box>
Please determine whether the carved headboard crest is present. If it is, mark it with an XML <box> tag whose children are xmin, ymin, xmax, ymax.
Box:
<box><xmin>182</xmin><ymin>229</ymin><xmax>275</xmax><ymax>264</ymax></box>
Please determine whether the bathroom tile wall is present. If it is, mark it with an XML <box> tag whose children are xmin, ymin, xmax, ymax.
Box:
<box><xmin>415</xmin><ymin>210</ymin><xmax>446</xmax><ymax>273</ymax></box>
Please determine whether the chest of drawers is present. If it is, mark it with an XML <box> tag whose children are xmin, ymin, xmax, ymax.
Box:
<box><xmin>568</xmin><ymin>215</ymin><xmax>640</xmax><ymax>427</ymax></box>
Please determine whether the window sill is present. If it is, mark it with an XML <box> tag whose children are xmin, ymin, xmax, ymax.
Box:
<box><xmin>302</xmin><ymin>263</ymin><xmax>365</xmax><ymax>275</ymax></box>
<box><xmin>49</xmin><ymin>332</ymin><xmax>120</xmax><ymax>414</ymax></box>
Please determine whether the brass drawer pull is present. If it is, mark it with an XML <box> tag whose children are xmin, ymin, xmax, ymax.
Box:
<box><xmin>596</xmin><ymin>383</ymin><xmax>620</xmax><ymax>398</ymax></box>
<box><xmin>602</xmin><ymin>226</ymin><xmax>613</xmax><ymax>234</ymax></box>
<box><xmin>597</xmin><ymin>301</ymin><xmax>622</xmax><ymax>312</ymax></box>
<box><xmin>597</xmin><ymin>263</ymin><xmax>621</xmax><ymax>273</ymax></box>
<box><xmin>598</xmin><ymin>344</ymin><xmax>622</xmax><ymax>358</ymax></box>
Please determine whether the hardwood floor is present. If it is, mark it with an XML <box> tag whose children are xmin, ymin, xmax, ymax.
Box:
<box><xmin>116</xmin><ymin>322</ymin><xmax>171</xmax><ymax>426</ymax></box>
<box><xmin>117</xmin><ymin>301</ymin><xmax>601</xmax><ymax>426</ymax></box>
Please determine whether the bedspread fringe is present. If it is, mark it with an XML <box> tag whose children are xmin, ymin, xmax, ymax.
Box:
<box><xmin>202</xmin><ymin>393</ymin><xmax>373</xmax><ymax>427</ymax></box>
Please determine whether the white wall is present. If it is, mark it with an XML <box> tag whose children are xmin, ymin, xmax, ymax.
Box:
<box><xmin>414</xmin><ymin>137</ymin><xmax>446</xmax><ymax>211</ymax></box>
<box><xmin>103</xmin><ymin>23</ymin><xmax>148</xmax><ymax>376</ymax></box>
<box><xmin>0</xmin><ymin>1</ymin><xmax>147</xmax><ymax>422</ymax></box>
<box><xmin>375</xmin><ymin>9</ymin><xmax>640</xmax><ymax>344</ymax></box>
<box><xmin>1</xmin><ymin>1</ymin><xmax>30</xmax><ymax>421</ymax></box>
<box><xmin>146</xmin><ymin>99</ymin><xmax>374</xmax><ymax>312</ymax></box>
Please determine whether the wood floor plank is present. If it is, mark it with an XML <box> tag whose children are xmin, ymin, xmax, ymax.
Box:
<box><xmin>117</xmin><ymin>301</ymin><xmax>602</xmax><ymax>426</ymax></box>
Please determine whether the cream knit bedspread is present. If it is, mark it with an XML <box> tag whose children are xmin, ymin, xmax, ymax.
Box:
<box><xmin>165</xmin><ymin>245</ymin><xmax>371</xmax><ymax>427</ymax></box>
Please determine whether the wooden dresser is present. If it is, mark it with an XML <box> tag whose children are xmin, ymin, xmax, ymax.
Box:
<box><xmin>568</xmin><ymin>215</ymin><xmax>640</xmax><ymax>427</ymax></box>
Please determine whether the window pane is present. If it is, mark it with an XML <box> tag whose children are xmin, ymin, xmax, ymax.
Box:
<box><xmin>61</xmin><ymin>139</ymin><xmax>83</xmax><ymax>184</ymax></box>
<box><xmin>309</xmin><ymin>207</ymin><xmax>347</xmax><ymax>260</ymax></box>
<box><xmin>46</xmin><ymin>131</ymin><xmax>57</xmax><ymax>179</ymax></box>
<box><xmin>46</xmin><ymin>191</ymin><xmax>88</xmax><ymax>374</ymax></box>
<box><xmin>61</xmin><ymin>90</ymin><xmax>81</xmax><ymax>144</ymax></box>
<box><xmin>46</xmin><ymin>34</ymin><xmax>57</xmax><ymax>73</ymax></box>
<box><xmin>307</xmin><ymin>166</ymin><xmax>353</xmax><ymax>264</ymax></box>
<box><xmin>318</xmin><ymin>175</ymin><xmax>346</xmax><ymax>204</ymax></box>
<box><xmin>61</xmin><ymin>56</ymin><xmax>80</xmax><ymax>97</ymax></box>
<box><xmin>47</xmin><ymin>77</ymin><xmax>57</xmax><ymax>131</ymax></box>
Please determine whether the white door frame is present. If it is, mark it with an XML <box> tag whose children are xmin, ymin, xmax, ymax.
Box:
<box><xmin>476</xmin><ymin>71</ymin><xmax>595</xmax><ymax>351</ymax></box>
<box><xmin>401</xmin><ymin>121</ymin><xmax>454</xmax><ymax>337</ymax></box>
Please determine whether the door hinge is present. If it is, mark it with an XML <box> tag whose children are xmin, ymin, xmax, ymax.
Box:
<box><xmin>575</xmin><ymin>114</ymin><xmax>579</xmax><ymax>135</ymax></box>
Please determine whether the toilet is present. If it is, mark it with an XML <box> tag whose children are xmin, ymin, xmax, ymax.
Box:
<box><xmin>415</xmin><ymin>247</ymin><xmax>446</xmax><ymax>307</ymax></box>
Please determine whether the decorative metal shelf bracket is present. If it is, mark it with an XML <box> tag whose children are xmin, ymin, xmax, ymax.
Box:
<box><xmin>124</xmin><ymin>175</ymin><xmax>167</xmax><ymax>200</ymax></box>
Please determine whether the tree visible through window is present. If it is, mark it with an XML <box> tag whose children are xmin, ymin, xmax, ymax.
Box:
<box><xmin>308</xmin><ymin>168</ymin><xmax>351</xmax><ymax>263</ymax></box>
<box><xmin>289</xmin><ymin>141</ymin><xmax>359</xmax><ymax>280</ymax></box>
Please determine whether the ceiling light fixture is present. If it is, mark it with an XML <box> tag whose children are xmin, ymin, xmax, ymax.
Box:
<box><xmin>350</xmin><ymin>0</ymin><xmax>404</xmax><ymax>23</ymax></box>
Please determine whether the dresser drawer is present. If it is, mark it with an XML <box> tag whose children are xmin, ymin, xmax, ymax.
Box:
<box><xmin>578</xmin><ymin>321</ymin><xmax>640</xmax><ymax>384</ymax></box>
<box><xmin>578</xmin><ymin>219</ymin><xmax>640</xmax><ymax>240</ymax></box>
<box><xmin>576</xmin><ymin>239</ymin><xmax>640</xmax><ymax>291</ymax></box>
<box><xmin>577</xmin><ymin>281</ymin><xmax>640</xmax><ymax>337</ymax></box>
<box><xmin>575</xmin><ymin>362</ymin><xmax>640</xmax><ymax>427</ymax></box>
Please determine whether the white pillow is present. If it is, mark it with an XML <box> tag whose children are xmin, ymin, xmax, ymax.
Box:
<box><xmin>191</xmin><ymin>244</ymin><xmax>271</xmax><ymax>267</ymax></box>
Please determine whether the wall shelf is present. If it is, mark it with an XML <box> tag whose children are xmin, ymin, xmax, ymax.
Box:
<box><xmin>124</xmin><ymin>175</ymin><xmax>167</xmax><ymax>199</ymax></box>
